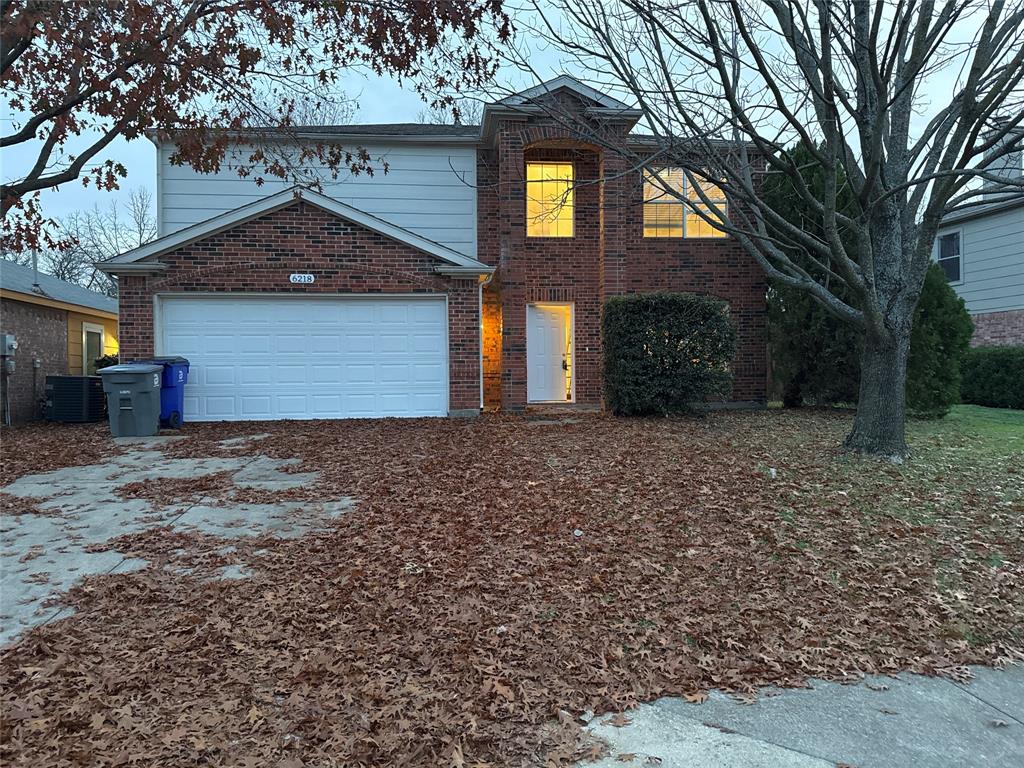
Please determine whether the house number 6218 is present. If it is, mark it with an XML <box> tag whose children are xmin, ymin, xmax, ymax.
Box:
<box><xmin>289</xmin><ymin>273</ymin><xmax>315</xmax><ymax>284</ymax></box>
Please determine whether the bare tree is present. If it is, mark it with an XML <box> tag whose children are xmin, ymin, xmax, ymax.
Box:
<box><xmin>417</xmin><ymin>98</ymin><xmax>485</xmax><ymax>125</ymax></box>
<box><xmin>2</xmin><ymin>187</ymin><xmax>156</xmax><ymax>296</ymax></box>
<box><xmin>517</xmin><ymin>0</ymin><xmax>1024</xmax><ymax>458</ymax></box>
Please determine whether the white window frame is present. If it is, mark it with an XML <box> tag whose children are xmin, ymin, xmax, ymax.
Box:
<box><xmin>82</xmin><ymin>322</ymin><xmax>105</xmax><ymax>375</ymax></box>
<box><xmin>936</xmin><ymin>229</ymin><xmax>964</xmax><ymax>286</ymax></box>
<box><xmin>525</xmin><ymin>161</ymin><xmax>575</xmax><ymax>239</ymax></box>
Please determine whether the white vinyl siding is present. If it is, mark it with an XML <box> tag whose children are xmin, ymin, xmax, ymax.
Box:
<box><xmin>156</xmin><ymin>141</ymin><xmax>478</xmax><ymax>257</ymax></box>
<box><xmin>937</xmin><ymin>206</ymin><xmax>1024</xmax><ymax>314</ymax></box>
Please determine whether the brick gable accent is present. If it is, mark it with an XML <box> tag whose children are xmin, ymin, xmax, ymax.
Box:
<box><xmin>118</xmin><ymin>202</ymin><xmax>481</xmax><ymax>412</ymax></box>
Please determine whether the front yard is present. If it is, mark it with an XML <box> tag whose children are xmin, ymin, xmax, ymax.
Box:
<box><xmin>1</xmin><ymin>406</ymin><xmax>1022</xmax><ymax>765</ymax></box>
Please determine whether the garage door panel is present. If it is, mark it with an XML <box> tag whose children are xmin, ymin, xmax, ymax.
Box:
<box><xmin>204</xmin><ymin>366</ymin><xmax>236</xmax><ymax>386</ymax></box>
<box><xmin>240</xmin><ymin>396</ymin><xmax>272</xmax><ymax>417</ymax></box>
<box><xmin>345</xmin><ymin>364</ymin><xmax>375</xmax><ymax>385</ymax></box>
<box><xmin>277</xmin><ymin>365</ymin><xmax>307</xmax><ymax>385</ymax></box>
<box><xmin>205</xmin><ymin>396</ymin><xmax>236</xmax><ymax>418</ymax></box>
<box><xmin>159</xmin><ymin>296</ymin><xmax>449</xmax><ymax>421</ymax></box>
<box><xmin>277</xmin><ymin>395</ymin><xmax>308</xmax><ymax>416</ymax></box>
<box><xmin>239</xmin><ymin>366</ymin><xmax>271</xmax><ymax>385</ymax></box>
<box><xmin>413</xmin><ymin>362</ymin><xmax>445</xmax><ymax>383</ymax></box>
<box><xmin>312</xmin><ymin>364</ymin><xmax>342</xmax><ymax>383</ymax></box>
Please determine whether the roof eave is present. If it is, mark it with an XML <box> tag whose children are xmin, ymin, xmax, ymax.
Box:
<box><xmin>434</xmin><ymin>265</ymin><xmax>495</xmax><ymax>277</ymax></box>
<box><xmin>95</xmin><ymin>261</ymin><xmax>169</xmax><ymax>275</ymax></box>
<box><xmin>148</xmin><ymin>127</ymin><xmax>481</xmax><ymax>146</ymax></box>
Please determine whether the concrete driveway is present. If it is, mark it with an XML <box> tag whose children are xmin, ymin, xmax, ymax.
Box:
<box><xmin>0</xmin><ymin>433</ymin><xmax>352</xmax><ymax>646</ymax></box>
<box><xmin>581</xmin><ymin>665</ymin><xmax>1024</xmax><ymax>767</ymax></box>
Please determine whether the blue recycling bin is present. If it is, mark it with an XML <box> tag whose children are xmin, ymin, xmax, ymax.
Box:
<box><xmin>134</xmin><ymin>356</ymin><xmax>190</xmax><ymax>428</ymax></box>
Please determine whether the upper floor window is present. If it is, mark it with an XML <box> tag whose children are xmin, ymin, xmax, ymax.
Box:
<box><xmin>937</xmin><ymin>231</ymin><xmax>962</xmax><ymax>282</ymax></box>
<box><xmin>643</xmin><ymin>168</ymin><xmax>728</xmax><ymax>238</ymax></box>
<box><xmin>526</xmin><ymin>162</ymin><xmax>574</xmax><ymax>237</ymax></box>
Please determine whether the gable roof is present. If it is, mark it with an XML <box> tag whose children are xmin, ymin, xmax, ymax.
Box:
<box><xmin>0</xmin><ymin>260</ymin><xmax>117</xmax><ymax>314</ymax></box>
<box><xmin>97</xmin><ymin>187</ymin><xmax>493</xmax><ymax>276</ymax></box>
<box><xmin>495</xmin><ymin>75</ymin><xmax>634</xmax><ymax>111</ymax></box>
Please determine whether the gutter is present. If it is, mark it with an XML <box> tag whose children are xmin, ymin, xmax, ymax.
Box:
<box><xmin>95</xmin><ymin>261</ymin><xmax>168</xmax><ymax>275</ymax></box>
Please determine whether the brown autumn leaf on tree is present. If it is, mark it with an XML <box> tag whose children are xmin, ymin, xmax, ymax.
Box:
<box><xmin>1</xmin><ymin>0</ymin><xmax>510</xmax><ymax>250</ymax></box>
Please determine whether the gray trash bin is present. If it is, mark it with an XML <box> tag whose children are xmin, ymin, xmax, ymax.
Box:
<box><xmin>97</xmin><ymin>363</ymin><xmax>163</xmax><ymax>437</ymax></box>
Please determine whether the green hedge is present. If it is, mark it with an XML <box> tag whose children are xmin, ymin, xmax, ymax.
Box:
<box><xmin>603</xmin><ymin>293</ymin><xmax>736</xmax><ymax>415</ymax></box>
<box><xmin>961</xmin><ymin>346</ymin><xmax>1024</xmax><ymax>410</ymax></box>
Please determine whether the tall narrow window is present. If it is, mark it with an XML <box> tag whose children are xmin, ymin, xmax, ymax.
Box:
<box><xmin>643</xmin><ymin>168</ymin><xmax>685</xmax><ymax>237</ymax></box>
<box><xmin>526</xmin><ymin>162</ymin><xmax>574</xmax><ymax>237</ymax></box>
<box><xmin>937</xmin><ymin>232</ymin><xmax>962</xmax><ymax>282</ymax></box>
<box><xmin>643</xmin><ymin>168</ymin><xmax>728</xmax><ymax>238</ymax></box>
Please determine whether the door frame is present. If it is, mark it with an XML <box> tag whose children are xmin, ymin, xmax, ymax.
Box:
<box><xmin>81</xmin><ymin>321</ymin><xmax>105</xmax><ymax>374</ymax></box>
<box><xmin>526</xmin><ymin>301</ymin><xmax>575</xmax><ymax>404</ymax></box>
<box><xmin>153</xmin><ymin>292</ymin><xmax>451</xmax><ymax>420</ymax></box>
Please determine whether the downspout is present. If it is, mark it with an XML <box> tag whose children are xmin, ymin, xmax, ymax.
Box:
<box><xmin>479</xmin><ymin>272</ymin><xmax>494</xmax><ymax>410</ymax></box>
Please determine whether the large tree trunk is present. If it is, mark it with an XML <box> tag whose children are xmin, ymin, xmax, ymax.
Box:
<box><xmin>844</xmin><ymin>330</ymin><xmax>911</xmax><ymax>459</ymax></box>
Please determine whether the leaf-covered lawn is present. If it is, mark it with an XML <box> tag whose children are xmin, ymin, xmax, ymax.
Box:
<box><xmin>2</xmin><ymin>407</ymin><xmax>1022</xmax><ymax>766</ymax></box>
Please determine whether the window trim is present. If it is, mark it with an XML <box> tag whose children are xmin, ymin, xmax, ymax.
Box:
<box><xmin>82</xmin><ymin>322</ymin><xmax>105</xmax><ymax>375</ymax></box>
<box><xmin>642</xmin><ymin>167</ymin><xmax>728</xmax><ymax>239</ymax></box>
<box><xmin>525</xmin><ymin>161</ymin><xmax>575</xmax><ymax>239</ymax></box>
<box><xmin>936</xmin><ymin>228</ymin><xmax>964</xmax><ymax>286</ymax></box>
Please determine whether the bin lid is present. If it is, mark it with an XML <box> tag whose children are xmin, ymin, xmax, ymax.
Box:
<box><xmin>133</xmin><ymin>356</ymin><xmax>189</xmax><ymax>365</ymax></box>
<box><xmin>97</xmin><ymin>363</ymin><xmax>163</xmax><ymax>375</ymax></box>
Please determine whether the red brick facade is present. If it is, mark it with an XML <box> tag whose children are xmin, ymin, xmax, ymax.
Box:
<box><xmin>970</xmin><ymin>309</ymin><xmax>1024</xmax><ymax>347</ymax></box>
<box><xmin>117</xmin><ymin>204</ymin><xmax>481</xmax><ymax>411</ymax></box>
<box><xmin>0</xmin><ymin>297</ymin><xmax>68</xmax><ymax>423</ymax></box>
<box><xmin>477</xmin><ymin>115</ymin><xmax>767</xmax><ymax>409</ymax></box>
<box><xmin>119</xmin><ymin>99</ymin><xmax>768</xmax><ymax>418</ymax></box>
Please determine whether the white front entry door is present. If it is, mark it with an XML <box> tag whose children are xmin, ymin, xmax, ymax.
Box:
<box><xmin>526</xmin><ymin>303</ymin><xmax>573</xmax><ymax>403</ymax></box>
<box><xmin>157</xmin><ymin>295</ymin><xmax>448</xmax><ymax>421</ymax></box>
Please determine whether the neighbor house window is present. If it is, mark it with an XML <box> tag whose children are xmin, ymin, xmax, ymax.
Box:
<box><xmin>937</xmin><ymin>232</ymin><xmax>962</xmax><ymax>282</ymax></box>
<box><xmin>526</xmin><ymin>162</ymin><xmax>574</xmax><ymax>237</ymax></box>
<box><xmin>643</xmin><ymin>168</ymin><xmax>728</xmax><ymax>238</ymax></box>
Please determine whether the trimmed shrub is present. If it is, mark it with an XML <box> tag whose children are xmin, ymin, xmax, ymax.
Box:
<box><xmin>961</xmin><ymin>346</ymin><xmax>1024</xmax><ymax>410</ymax></box>
<box><xmin>603</xmin><ymin>292</ymin><xmax>736</xmax><ymax>415</ymax></box>
<box><xmin>94</xmin><ymin>353</ymin><xmax>119</xmax><ymax>370</ymax></box>
<box><xmin>905</xmin><ymin>263</ymin><xmax>974</xmax><ymax>417</ymax></box>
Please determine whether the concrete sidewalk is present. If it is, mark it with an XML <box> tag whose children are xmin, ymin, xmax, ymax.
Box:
<box><xmin>582</xmin><ymin>665</ymin><xmax>1024</xmax><ymax>767</ymax></box>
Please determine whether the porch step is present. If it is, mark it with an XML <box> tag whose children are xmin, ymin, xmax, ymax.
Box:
<box><xmin>524</xmin><ymin>403</ymin><xmax>602</xmax><ymax>418</ymax></box>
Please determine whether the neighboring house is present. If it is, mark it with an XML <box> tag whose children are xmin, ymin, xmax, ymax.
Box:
<box><xmin>98</xmin><ymin>77</ymin><xmax>767</xmax><ymax>422</ymax></box>
<box><xmin>0</xmin><ymin>260</ymin><xmax>118</xmax><ymax>423</ymax></box>
<box><xmin>935</xmin><ymin>141</ymin><xmax>1024</xmax><ymax>346</ymax></box>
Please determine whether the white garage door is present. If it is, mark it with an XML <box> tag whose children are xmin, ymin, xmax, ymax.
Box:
<box><xmin>157</xmin><ymin>295</ymin><xmax>449</xmax><ymax>421</ymax></box>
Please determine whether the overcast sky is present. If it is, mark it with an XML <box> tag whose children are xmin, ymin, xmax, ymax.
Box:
<box><xmin>0</xmin><ymin>5</ymin><xmax>987</xmax><ymax>224</ymax></box>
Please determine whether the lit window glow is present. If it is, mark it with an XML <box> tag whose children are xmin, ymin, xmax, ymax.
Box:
<box><xmin>643</xmin><ymin>168</ymin><xmax>728</xmax><ymax>238</ymax></box>
<box><xmin>527</xmin><ymin>162</ymin><xmax>574</xmax><ymax>237</ymax></box>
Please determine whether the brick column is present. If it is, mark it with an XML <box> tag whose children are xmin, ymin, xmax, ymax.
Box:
<box><xmin>496</xmin><ymin>119</ymin><xmax>529</xmax><ymax>410</ymax></box>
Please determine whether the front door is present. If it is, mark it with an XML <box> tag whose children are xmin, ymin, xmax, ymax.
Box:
<box><xmin>526</xmin><ymin>303</ymin><xmax>573</xmax><ymax>403</ymax></box>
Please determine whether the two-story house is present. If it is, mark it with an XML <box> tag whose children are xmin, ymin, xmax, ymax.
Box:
<box><xmin>935</xmin><ymin>137</ymin><xmax>1024</xmax><ymax>346</ymax></box>
<box><xmin>99</xmin><ymin>77</ymin><xmax>767</xmax><ymax>421</ymax></box>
